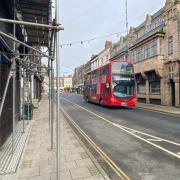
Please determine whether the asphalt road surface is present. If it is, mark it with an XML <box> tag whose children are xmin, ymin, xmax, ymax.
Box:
<box><xmin>60</xmin><ymin>93</ymin><xmax>180</xmax><ymax>180</ymax></box>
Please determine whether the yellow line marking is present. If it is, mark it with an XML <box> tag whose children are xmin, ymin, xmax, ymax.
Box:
<box><xmin>61</xmin><ymin>107</ymin><xmax>130</xmax><ymax>180</ymax></box>
<box><xmin>61</xmin><ymin>97</ymin><xmax>180</xmax><ymax>159</ymax></box>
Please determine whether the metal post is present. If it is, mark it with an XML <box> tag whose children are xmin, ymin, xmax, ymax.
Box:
<box><xmin>27</xmin><ymin>78</ymin><xmax>30</xmax><ymax>124</ymax></box>
<box><xmin>51</xmin><ymin>61</ymin><xmax>54</xmax><ymax>149</ymax></box>
<box><xmin>0</xmin><ymin>65</ymin><xmax>13</xmax><ymax>118</ymax></box>
<box><xmin>19</xmin><ymin>62</ymin><xmax>22</xmax><ymax>123</ymax></box>
<box><xmin>48</xmin><ymin>29</ymin><xmax>55</xmax><ymax>149</ymax></box>
<box><xmin>22</xmin><ymin>75</ymin><xmax>25</xmax><ymax>133</ymax></box>
<box><xmin>12</xmin><ymin>0</ymin><xmax>16</xmax><ymax>154</ymax></box>
<box><xmin>125</xmin><ymin>0</ymin><xmax>129</xmax><ymax>57</ymax></box>
<box><xmin>22</xmin><ymin>27</ymin><xmax>26</xmax><ymax>132</ymax></box>
<box><xmin>30</xmin><ymin>75</ymin><xmax>32</xmax><ymax>117</ymax></box>
<box><xmin>55</xmin><ymin>0</ymin><xmax>60</xmax><ymax>179</ymax></box>
<box><xmin>49</xmin><ymin>63</ymin><xmax>52</xmax><ymax>131</ymax></box>
<box><xmin>0</xmin><ymin>18</ymin><xmax>64</xmax><ymax>30</ymax></box>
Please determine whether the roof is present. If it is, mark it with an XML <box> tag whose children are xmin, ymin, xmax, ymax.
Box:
<box><xmin>135</xmin><ymin>7</ymin><xmax>165</xmax><ymax>32</ymax></box>
<box><xmin>19</xmin><ymin>0</ymin><xmax>51</xmax><ymax>47</ymax></box>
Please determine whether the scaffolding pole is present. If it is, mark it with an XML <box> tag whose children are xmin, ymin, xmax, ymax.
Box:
<box><xmin>0</xmin><ymin>18</ymin><xmax>64</xmax><ymax>31</ymax></box>
<box><xmin>51</xmin><ymin>31</ymin><xmax>56</xmax><ymax>150</ymax></box>
<box><xmin>0</xmin><ymin>65</ymin><xmax>13</xmax><ymax>118</ymax></box>
<box><xmin>48</xmin><ymin>29</ymin><xmax>55</xmax><ymax>149</ymax></box>
<box><xmin>0</xmin><ymin>3</ymin><xmax>64</xmax><ymax>179</ymax></box>
<box><xmin>51</xmin><ymin>65</ymin><xmax>54</xmax><ymax>149</ymax></box>
<box><xmin>22</xmin><ymin>75</ymin><xmax>25</xmax><ymax>133</ymax></box>
<box><xmin>12</xmin><ymin>0</ymin><xmax>16</xmax><ymax>154</ymax></box>
<box><xmin>55</xmin><ymin>0</ymin><xmax>61</xmax><ymax>179</ymax></box>
<box><xmin>49</xmin><ymin>65</ymin><xmax>52</xmax><ymax>131</ymax></box>
<box><xmin>48</xmin><ymin>30</ymin><xmax>54</xmax><ymax>137</ymax></box>
<box><xmin>0</xmin><ymin>31</ymin><xmax>54</xmax><ymax>60</ymax></box>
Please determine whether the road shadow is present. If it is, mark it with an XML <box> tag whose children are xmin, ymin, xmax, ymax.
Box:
<box><xmin>87</xmin><ymin>101</ymin><xmax>136</xmax><ymax>111</ymax></box>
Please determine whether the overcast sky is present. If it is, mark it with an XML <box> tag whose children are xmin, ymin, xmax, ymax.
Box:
<box><xmin>59</xmin><ymin>0</ymin><xmax>165</xmax><ymax>76</ymax></box>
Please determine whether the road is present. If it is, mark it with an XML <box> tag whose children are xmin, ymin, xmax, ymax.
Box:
<box><xmin>60</xmin><ymin>93</ymin><xmax>180</xmax><ymax>180</ymax></box>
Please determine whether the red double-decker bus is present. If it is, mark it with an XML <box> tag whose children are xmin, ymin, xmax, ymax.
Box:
<box><xmin>83</xmin><ymin>60</ymin><xmax>136</xmax><ymax>107</ymax></box>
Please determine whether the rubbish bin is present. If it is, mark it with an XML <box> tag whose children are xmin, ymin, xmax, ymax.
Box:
<box><xmin>24</xmin><ymin>103</ymin><xmax>33</xmax><ymax>120</ymax></box>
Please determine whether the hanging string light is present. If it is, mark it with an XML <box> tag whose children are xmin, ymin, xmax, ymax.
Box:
<box><xmin>60</xmin><ymin>30</ymin><xmax>127</xmax><ymax>48</ymax></box>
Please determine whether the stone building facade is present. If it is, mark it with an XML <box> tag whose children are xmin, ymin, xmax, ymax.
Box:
<box><xmin>111</xmin><ymin>0</ymin><xmax>180</xmax><ymax>107</ymax></box>
<box><xmin>73</xmin><ymin>65</ymin><xmax>85</xmax><ymax>94</ymax></box>
<box><xmin>56</xmin><ymin>76</ymin><xmax>73</xmax><ymax>92</ymax></box>
<box><xmin>64</xmin><ymin>75</ymin><xmax>73</xmax><ymax>91</ymax></box>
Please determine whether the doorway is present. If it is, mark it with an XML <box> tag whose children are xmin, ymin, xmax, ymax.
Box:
<box><xmin>170</xmin><ymin>80</ymin><xmax>175</xmax><ymax>106</ymax></box>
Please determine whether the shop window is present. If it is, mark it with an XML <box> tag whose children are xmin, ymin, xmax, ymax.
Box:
<box><xmin>148</xmin><ymin>71</ymin><xmax>161</xmax><ymax>94</ymax></box>
<box><xmin>149</xmin><ymin>81</ymin><xmax>160</xmax><ymax>94</ymax></box>
<box><xmin>137</xmin><ymin>83</ymin><xmax>146</xmax><ymax>94</ymax></box>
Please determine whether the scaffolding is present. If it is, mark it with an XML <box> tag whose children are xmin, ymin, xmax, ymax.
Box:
<box><xmin>0</xmin><ymin>0</ymin><xmax>63</xmax><ymax>179</ymax></box>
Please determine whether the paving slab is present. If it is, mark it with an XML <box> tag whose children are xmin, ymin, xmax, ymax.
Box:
<box><xmin>137</xmin><ymin>102</ymin><xmax>180</xmax><ymax>116</ymax></box>
<box><xmin>15</xmin><ymin>95</ymin><xmax>109</xmax><ymax>180</ymax></box>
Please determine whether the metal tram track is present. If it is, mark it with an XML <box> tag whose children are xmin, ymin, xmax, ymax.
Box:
<box><xmin>61</xmin><ymin>107</ymin><xmax>131</xmax><ymax>180</ymax></box>
<box><xmin>61</xmin><ymin>97</ymin><xmax>180</xmax><ymax>160</ymax></box>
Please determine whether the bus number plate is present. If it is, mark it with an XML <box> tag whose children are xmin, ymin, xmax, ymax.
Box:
<box><xmin>121</xmin><ymin>102</ymin><xmax>127</xmax><ymax>106</ymax></box>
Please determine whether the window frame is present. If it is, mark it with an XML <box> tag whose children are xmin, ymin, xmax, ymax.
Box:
<box><xmin>168</xmin><ymin>36</ymin><xmax>173</xmax><ymax>55</ymax></box>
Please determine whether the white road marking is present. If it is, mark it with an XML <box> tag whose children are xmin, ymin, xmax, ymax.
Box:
<box><xmin>61</xmin><ymin>107</ymin><xmax>130</xmax><ymax>180</ymax></box>
<box><xmin>70</xmin><ymin>93</ymin><xmax>180</xmax><ymax>118</ymax></box>
<box><xmin>61</xmin><ymin>97</ymin><xmax>180</xmax><ymax>159</ymax></box>
<box><xmin>147</xmin><ymin>139</ymin><xmax>162</xmax><ymax>142</ymax></box>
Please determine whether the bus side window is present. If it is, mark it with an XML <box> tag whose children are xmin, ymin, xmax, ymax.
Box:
<box><xmin>102</xmin><ymin>65</ymin><xmax>109</xmax><ymax>75</ymax></box>
<box><xmin>91</xmin><ymin>85</ymin><xmax>97</xmax><ymax>94</ymax></box>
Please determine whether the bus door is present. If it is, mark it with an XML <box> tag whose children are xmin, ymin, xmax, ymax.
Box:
<box><xmin>104</xmin><ymin>82</ymin><xmax>110</xmax><ymax>104</ymax></box>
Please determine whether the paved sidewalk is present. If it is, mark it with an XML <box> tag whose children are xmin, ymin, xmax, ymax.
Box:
<box><xmin>137</xmin><ymin>103</ymin><xmax>180</xmax><ymax>116</ymax></box>
<box><xmin>16</xmin><ymin>95</ymin><xmax>109</xmax><ymax>180</ymax></box>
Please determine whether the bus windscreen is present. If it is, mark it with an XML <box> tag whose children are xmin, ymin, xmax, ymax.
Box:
<box><xmin>112</xmin><ymin>62</ymin><xmax>135</xmax><ymax>98</ymax></box>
